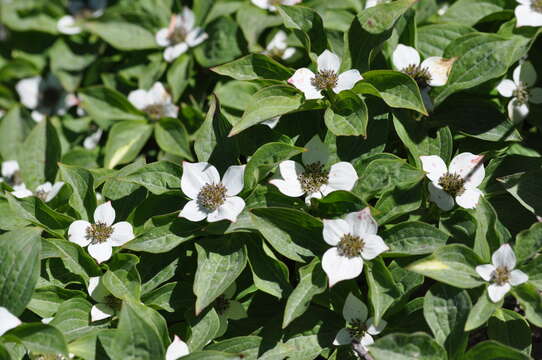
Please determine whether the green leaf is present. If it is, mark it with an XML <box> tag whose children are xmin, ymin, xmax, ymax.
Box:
<box><xmin>7</xmin><ymin>324</ymin><xmax>68</xmax><ymax>357</ymax></box>
<box><xmin>369</xmin><ymin>332</ymin><xmax>447</xmax><ymax>360</ymax></box>
<box><xmin>488</xmin><ymin>309</ymin><xmax>531</xmax><ymax>354</ymax></box>
<box><xmin>417</xmin><ymin>23</ymin><xmax>476</xmax><ymax>58</ymax></box>
<box><xmin>310</xmin><ymin>191</ymin><xmax>367</xmax><ymax>218</ymax></box>
<box><xmin>181</xmin><ymin>351</ymin><xmax>242</xmax><ymax>360</ymax></box>
<box><xmin>79</xmin><ymin>86</ymin><xmax>145</xmax><ymax>123</ymax></box>
<box><xmin>104</xmin><ymin>121</ymin><xmax>153</xmax><ymax>169</ymax></box>
<box><xmin>42</xmin><ymin>239</ymin><xmax>100</xmax><ymax>282</ymax></box>
<box><xmin>167</xmin><ymin>54</ymin><xmax>192</xmax><ymax>102</ymax></box>
<box><xmin>103</xmin><ymin>254</ymin><xmax>141</xmax><ymax>301</ymax></box>
<box><xmin>0</xmin><ymin>106</ymin><xmax>34</xmax><ymax>160</ymax></box>
<box><xmin>85</xmin><ymin>22</ymin><xmax>158</xmax><ymax>50</ymax></box>
<box><xmin>499</xmin><ymin>170</ymin><xmax>542</xmax><ymax>218</ymax></box>
<box><xmin>236</xmin><ymin>6</ymin><xmax>282</xmax><ymax>51</ymax></box>
<box><xmin>120</xmin><ymin>161</ymin><xmax>182</xmax><ymax>195</ymax></box>
<box><xmin>324</xmin><ymin>91</ymin><xmax>368</xmax><ymax>137</ymax></box>
<box><xmin>207</xmin><ymin>336</ymin><xmax>262</xmax><ymax>360</ymax></box>
<box><xmin>187</xmin><ymin>308</ymin><xmax>221</xmax><ymax>352</ymax></box>
<box><xmin>440</xmin><ymin>0</ymin><xmax>507</xmax><ymax>26</ymax></box>
<box><xmin>194</xmin><ymin>236</ymin><xmax>247</xmax><ymax>315</ymax></box>
<box><xmin>515</xmin><ymin>222</ymin><xmax>542</xmax><ymax>265</ymax></box>
<box><xmin>383</xmin><ymin>221</ymin><xmax>449</xmax><ymax>256</ymax></box>
<box><xmin>375</xmin><ymin>182</ymin><xmax>423</xmax><ymax>225</ymax></box>
<box><xmin>211</xmin><ymin>54</ymin><xmax>293</xmax><ymax>81</ymax></box>
<box><xmin>463</xmin><ymin>340</ymin><xmax>530</xmax><ymax>360</ymax></box>
<box><xmin>512</xmin><ymin>283</ymin><xmax>542</xmax><ymax>328</ymax></box>
<box><xmin>277</xmin><ymin>5</ymin><xmax>327</xmax><ymax>55</ymax></box>
<box><xmin>423</xmin><ymin>284</ymin><xmax>471</xmax><ymax>359</ymax></box>
<box><xmin>357</xmin><ymin>0</ymin><xmax>418</xmax><ymax>34</ymax></box>
<box><xmin>49</xmin><ymin>297</ymin><xmax>92</xmax><ymax>342</ymax></box>
<box><xmin>474</xmin><ymin>197</ymin><xmax>510</xmax><ymax>262</ymax></box>
<box><xmin>59</xmin><ymin>163</ymin><xmax>96</xmax><ymax>221</ymax></box>
<box><xmin>465</xmin><ymin>291</ymin><xmax>502</xmax><ymax>331</ymax></box>
<box><xmin>194</xmin><ymin>16</ymin><xmax>243</xmax><ymax>68</ymax></box>
<box><xmin>27</xmin><ymin>286</ymin><xmax>86</xmax><ymax>319</ymax></box>
<box><xmin>154</xmin><ymin>118</ymin><xmax>193</xmax><ymax>160</ymax></box>
<box><xmin>407</xmin><ymin>244</ymin><xmax>484</xmax><ymax>289</ymax></box>
<box><xmin>366</xmin><ymin>258</ymin><xmax>402</xmax><ymax>325</ymax></box>
<box><xmin>0</xmin><ymin>228</ymin><xmax>42</xmax><ymax>315</ymax></box>
<box><xmin>282</xmin><ymin>258</ymin><xmax>326</xmax><ymax>328</ymax></box>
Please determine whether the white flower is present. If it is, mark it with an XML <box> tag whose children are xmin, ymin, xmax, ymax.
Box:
<box><xmin>166</xmin><ymin>335</ymin><xmax>189</xmax><ymax>360</ymax></box>
<box><xmin>333</xmin><ymin>293</ymin><xmax>386</xmax><ymax>355</ymax></box>
<box><xmin>0</xmin><ymin>307</ymin><xmax>21</xmax><ymax>336</ymax></box>
<box><xmin>515</xmin><ymin>0</ymin><xmax>542</xmax><ymax>27</ymax></box>
<box><xmin>57</xmin><ymin>0</ymin><xmax>107</xmax><ymax>34</ymax></box>
<box><xmin>322</xmin><ymin>208</ymin><xmax>389</xmax><ymax>287</ymax></box>
<box><xmin>128</xmin><ymin>82</ymin><xmax>179</xmax><ymax>120</ymax></box>
<box><xmin>1</xmin><ymin>160</ymin><xmax>20</xmax><ymax>181</ymax></box>
<box><xmin>270</xmin><ymin>135</ymin><xmax>358</xmax><ymax>205</ymax></box>
<box><xmin>155</xmin><ymin>8</ymin><xmax>208</xmax><ymax>62</ymax></box>
<box><xmin>88</xmin><ymin>276</ymin><xmax>118</xmax><ymax>322</ymax></box>
<box><xmin>496</xmin><ymin>61</ymin><xmax>542</xmax><ymax>123</ymax></box>
<box><xmin>265</xmin><ymin>30</ymin><xmax>295</xmax><ymax>61</ymax></box>
<box><xmin>365</xmin><ymin>0</ymin><xmax>391</xmax><ymax>8</ymax></box>
<box><xmin>261</xmin><ymin>116</ymin><xmax>281</xmax><ymax>129</ymax></box>
<box><xmin>83</xmin><ymin>128</ymin><xmax>103</xmax><ymax>150</ymax></box>
<box><xmin>251</xmin><ymin>0</ymin><xmax>302</xmax><ymax>11</ymax></box>
<box><xmin>179</xmin><ymin>162</ymin><xmax>246</xmax><ymax>223</ymax></box>
<box><xmin>214</xmin><ymin>283</ymin><xmax>247</xmax><ymax>337</ymax></box>
<box><xmin>68</xmin><ymin>201</ymin><xmax>135</xmax><ymax>263</ymax></box>
<box><xmin>475</xmin><ymin>244</ymin><xmax>529</xmax><ymax>303</ymax></box>
<box><xmin>12</xmin><ymin>181</ymin><xmax>65</xmax><ymax>202</ymax></box>
<box><xmin>288</xmin><ymin>50</ymin><xmax>363</xmax><ymax>100</ymax></box>
<box><xmin>0</xmin><ymin>160</ymin><xmax>31</xmax><ymax>196</ymax></box>
<box><xmin>420</xmin><ymin>153</ymin><xmax>485</xmax><ymax>211</ymax></box>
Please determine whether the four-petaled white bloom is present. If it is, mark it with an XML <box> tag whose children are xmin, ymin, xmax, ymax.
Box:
<box><xmin>475</xmin><ymin>244</ymin><xmax>528</xmax><ymax>303</ymax></box>
<box><xmin>322</xmin><ymin>208</ymin><xmax>389</xmax><ymax>287</ymax></box>
<box><xmin>515</xmin><ymin>0</ymin><xmax>542</xmax><ymax>27</ymax></box>
<box><xmin>288</xmin><ymin>50</ymin><xmax>363</xmax><ymax>100</ymax></box>
<box><xmin>265</xmin><ymin>30</ymin><xmax>295</xmax><ymax>61</ymax></box>
<box><xmin>270</xmin><ymin>136</ymin><xmax>358</xmax><ymax>205</ymax></box>
<box><xmin>180</xmin><ymin>162</ymin><xmax>246</xmax><ymax>223</ymax></box>
<box><xmin>12</xmin><ymin>181</ymin><xmax>65</xmax><ymax>203</ymax></box>
<box><xmin>166</xmin><ymin>335</ymin><xmax>190</xmax><ymax>360</ymax></box>
<box><xmin>128</xmin><ymin>82</ymin><xmax>179</xmax><ymax>120</ymax></box>
<box><xmin>155</xmin><ymin>8</ymin><xmax>208</xmax><ymax>62</ymax></box>
<box><xmin>496</xmin><ymin>61</ymin><xmax>542</xmax><ymax>123</ymax></box>
<box><xmin>333</xmin><ymin>293</ymin><xmax>386</xmax><ymax>355</ymax></box>
<box><xmin>68</xmin><ymin>201</ymin><xmax>135</xmax><ymax>263</ymax></box>
<box><xmin>251</xmin><ymin>0</ymin><xmax>302</xmax><ymax>12</ymax></box>
<box><xmin>0</xmin><ymin>307</ymin><xmax>21</xmax><ymax>336</ymax></box>
<box><xmin>88</xmin><ymin>276</ymin><xmax>119</xmax><ymax>322</ymax></box>
<box><xmin>420</xmin><ymin>153</ymin><xmax>485</xmax><ymax>211</ymax></box>
<box><xmin>215</xmin><ymin>283</ymin><xmax>247</xmax><ymax>337</ymax></box>
<box><xmin>392</xmin><ymin>44</ymin><xmax>454</xmax><ymax>111</ymax></box>
<box><xmin>57</xmin><ymin>0</ymin><xmax>107</xmax><ymax>35</ymax></box>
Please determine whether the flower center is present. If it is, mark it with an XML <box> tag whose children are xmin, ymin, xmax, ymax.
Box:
<box><xmin>85</xmin><ymin>222</ymin><xmax>113</xmax><ymax>244</ymax></box>
<box><xmin>197</xmin><ymin>183</ymin><xmax>227</xmax><ymax>212</ymax></box>
<box><xmin>40</xmin><ymin>87</ymin><xmax>61</xmax><ymax>109</ymax></box>
<box><xmin>297</xmin><ymin>162</ymin><xmax>329</xmax><ymax>194</ymax></box>
<box><xmin>168</xmin><ymin>26</ymin><xmax>188</xmax><ymax>44</ymax></box>
<box><xmin>437</xmin><ymin>172</ymin><xmax>465</xmax><ymax>197</ymax></box>
<box><xmin>311</xmin><ymin>70</ymin><xmax>339</xmax><ymax>91</ymax></box>
<box><xmin>492</xmin><ymin>266</ymin><xmax>510</xmax><ymax>286</ymax></box>
<box><xmin>532</xmin><ymin>0</ymin><xmax>542</xmax><ymax>13</ymax></box>
<box><xmin>513</xmin><ymin>83</ymin><xmax>529</xmax><ymax>104</ymax></box>
<box><xmin>403</xmin><ymin>64</ymin><xmax>432</xmax><ymax>88</ymax></box>
<box><xmin>35</xmin><ymin>189</ymin><xmax>49</xmax><ymax>201</ymax></box>
<box><xmin>143</xmin><ymin>103</ymin><xmax>166</xmax><ymax>120</ymax></box>
<box><xmin>337</xmin><ymin>233</ymin><xmax>364</xmax><ymax>258</ymax></box>
<box><xmin>214</xmin><ymin>295</ymin><xmax>230</xmax><ymax>315</ymax></box>
<box><xmin>347</xmin><ymin>318</ymin><xmax>367</xmax><ymax>340</ymax></box>
<box><xmin>105</xmin><ymin>295</ymin><xmax>122</xmax><ymax>311</ymax></box>
<box><xmin>5</xmin><ymin>170</ymin><xmax>22</xmax><ymax>187</ymax></box>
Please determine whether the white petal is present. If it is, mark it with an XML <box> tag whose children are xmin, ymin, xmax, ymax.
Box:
<box><xmin>282</xmin><ymin>47</ymin><xmax>296</xmax><ymax>60</ymax></box>
<box><xmin>508</xmin><ymin>98</ymin><xmax>530</xmax><ymax>123</ymax></box>
<box><xmin>35</xmin><ymin>182</ymin><xmax>52</xmax><ymax>194</ymax></box>
<box><xmin>487</xmin><ymin>283</ymin><xmax>511</xmax><ymax>303</ymax></box>
<box><xmin>222</xmin><ymin>165</ymin><xmax>245</xmax><ymax>196</ymax></box>
<box><xmin>15</xmin><ymin>76</ymin><xmax>41</xmax><ymax>109</ymax></box>
<box><xmin>180</xmin><ymin>7</ymin><xmax>196</xmax><ymax>31</ymax></box>
<box><xmin>68</xmin><ymin>220</ymin><xmax>92</xmax><ymax>247</ymax></box>
<box><xmin>449</xmin><ymin>152</ymin><xmax>485</xmax><ymax>188</ymax></box>
<box><xmin>278</xmin><ymin>160</ymin><xmax>304</xmax><ymax>183</ymax></box>
<box><xmin>513</xmin><ymin>61</ymin><xmax>537</xmax><ymax>87</ymax></box>
<box><xmin>360</xmin><ymin>333</ymin><xmax>374</xmax><ymax>348</ymax></box>
<box><xmin>333</xmin><ymin>328</ymin><xmax>353</xmax><ymax>345</ymax></box>
<box><xmin>496</xmin><ymin>79</ymin><xmax>516</xmax><ymax>98</ymax></box>
<box><xmin>317</xmin><ymin>50</ymin><xmax>341</xmax><ymax>73</ymax></box>
<box><xmin>455</xmin><ymin>188</ymin><xmax>482</xmax><ymax>209</ymax></box>
<box><xmin>509</xmin><ymin>269</ymin><xmax>529</xmax><ymax>286</ymax></box>
<box><xmin>323</xmin><ymin>218</ymin><xmax>350</xmax><ymax>246</ymax></box>
<box><xmin>164</xmin><ymin>43</ymin><xmax>189</xmax><ymax>63</ymax></box>
<box><xmin>422</xmin><ymin>57</ymin><xmax>454</xmax><ymax>87</ymax></box>
<box><xmin>155</xmin><ymin>28</ymin><xmax>171</xmax><ymax>47</ymax></box>
<box><xmin>366</xmin><ymin>317</ymin><xmax>387</xmax><ymax>335</ymax></box>
<box><xmin>186</xmin><ymin>29</ymin><xmax>208</xmax><ymax>47</ymax></box>
<box><xmin>270</xmin><ymin>179</ymin><xmax>305</xmax><ymax>198</ymax></box>
<box><xmin>90</xmin><ymin>304</ymin><xmax>114</xmax><ymax>322</ymax></box>
<box><xmin>1</xmin><ymin>160</ymin><xmax>19</xmax><ymax>178</ymax></box>
<box><xmin>181</xmin><ymin>162</ymin><xmax>220</xmax><ymax>199</ymax></box>
<box><xmin>492</xmin><ymin>244</ymin><xmax>516</xmax><ymax>269</ymax></box>
<box><xmin>361</xmin><ymin>234</ymin><xmax>389</xmax><ymax>260</ymax></box>
<box><xmin>207</xmin><ymin>196</ymin><xmax>245</xmax><ymax>223</ymax></box>
<box><xmin>88</xmin><ymin>276</ymin><xmax>109</xmax><ymax>303</ymax></box>
<box><xmin>166</xmin><ymin>335</ymin><xmax>190</xmax><ymax>360</ymax></box>
<box><xmin>529</xmin><ymin>87</ymin><xmax>542</xmax><ymax>104</ymax></box>
<box><xmin>179</xmin><ymin>199</ymin><xmax>208</xmax><ymax>222</ymax></box>
<box><xmin>475</xmin><ymin>264</ymin><xmax>496</xmax><ymax>282</ymax></box>
<box><xmin>83</xmin><ymin>129</ymin><xmax>103</xmax><ymax>150</ymax></box>
<box><xmin>428</xmin><ymin>182</ymin><xmax>454</xmax><ymax>211</ymax></box>
<box><xmin>94</xmin><ymin>201</ymin><xmax>116</xmax><ymax>226</ymax></box>
<box><xmin>322</xmin><ymin>247</ymin><xmax>363</xmax><ymax>287</ymax></box>
<box><xmin>11</xmin><ymin>185</ymin><xmax>33</xmax><ymax>198</ymax></box>
<box><xmin>261</xmin><ymin>116</ymin><xmax>280</xmax><ymax>129</ymax></box>
<box><xmin>163</xmin><ymin>103</ymin><xmax>179</xmax><ymax>118</ymax></box>
<box><xmin>41</xmin><ymin>317</ymin><xmax>53</xmax><ymax>324</ymax></box>
<box><xmin>515</xmin><ymin>3</ymin><xmax>542</xmax><ymax>27</ymax></box>
<box><xmin>287</xmin><ymin>68</ymin><xmax>322</xmax><ymax>100</ymax></box>
<box><xmin>148</xmin><ymin>82</ymin><xmax>170</xmax><ymax>104</ymax></box>
<box><xmin>304</xmin><ymin>190</ymin><xmax>322</xmax><ymax>205</ymax></box>
<box><xmin>334</xmin><ymin>70</ymin><xmax>363</xmax><ymax>93</ymax></box>
<box><xmin>345</xmin><ymin>208</ymin><xmax>378</xmax><ymax>237</ymax></box>
<box><xmin>110</xmin><ymin>222</ymin><xmax>135</xmax><ymax>246</ymax></box>
<box><xmin>0</xmin><ymin>307</ymin><xmax>22</xmax><ymax>336</ymax></box>
<box><xmin>251</xmin><ymin>0</ymin><xmax>270</xmax><ymax>9</ymax></box>
<box><xmin>420</xmin><ymin>155</ymin><xmax>447</xmax><ymax>183</ymax></box>
<box><xmin>343</xmin><ymin>293</ymin><xmax>368</xmax><ymax>323</ymax></box>
<box><xmin>326</xmin><ymin>162</ymin><xmax>358</xmax><ymax>193</ymax></box>
<box><xmin>127</xmin><ymin>89</ymin><xmax>151</xmax><ymax>110</ymax></box>
<box><xmin>31</xmin><ymin>110</ymin><xmax>46</xmax><ymax>122</ymax></box>
<box><xmin>302</xmin><ymin>135</ymin><xmax>329</xmax><ymax>166</ymax></box>
<box><xmin>392</xmin><ymin>44</ymin><xmax>420</xmax><ymax>70</ymax></box>
<box><xmin>87</xmin><ymin>242</ymin><xmax>113</xmax><ymax>264</ymax></box>
<box><xmin>365</xmin><ymin>0</ymin><xmax>380</xmax><ymax>8</ymax></box>
<box><xmin>267</xmin><ymin>30</ymin><xmax>288</xmax><ymax>51</ymax></box>
<box><xmin>45</xmin><ymin>182</ymin><xmax>64</xmax><ymax>202</ymax></box>
<box><xmin>57</xmin><ymin>15</ymin><xmax>82</xmax><ymax>35</ymax></box>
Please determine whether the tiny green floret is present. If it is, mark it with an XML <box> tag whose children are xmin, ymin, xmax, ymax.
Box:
<box><xmin>347</xmin><ymin>318</ymin><xmax>367</xmax><ymax>340</ymax></box>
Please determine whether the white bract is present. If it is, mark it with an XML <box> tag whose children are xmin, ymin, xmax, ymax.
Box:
<box><xmin>475</xmin><ymin>244</ymin><xmax>528</xmax><ymax>303</ymax></box>
<box><xmin>515</xmin><ymin>0</ymin><xmax>542</xmax><ymax>27</ymax></box>
<box><xmin>365</xmin><ymin>0</ymin><xmax>391</xmax><ymax>8</ymax></box>
<box><xmin>265</xmin><ymin>30</ymin><xmax>295</xmax><ymax>60</ymax></box>
<box><xmin>0</xmin><ymin>160</ymin><xmax>30</xmax><ymax>197</ymax></box>
<box><xmin>496</xmin><ymin>61</ymin><xmax>542</xmax><ymax>123</ymax></box>
<box><xmin>57</xmin><ymin>0</ymin><xmax>107</xmax><ymax>34</ymax></box>
<box><xmin>215</xmin><ymin>283</ymin><xmax>247</xmax><ymax>337</ymax></box>
<box><xmin>88</xmin><ymin>276</ymin><xmax>119</xmax><ymax>322</ymax></box>
<box><xmin>68</xmin><ymin>201</ymin><xmax>135</xmax><ymax>263</ymax></box>
<box><xmin>179</xmin><ymin>162</ymin><xmax>246</xmax><ymax>223</ymax></box>
<box><xmin>288</xmin><ymin>50</ymin><xmax>363</xmax><ymax>100</ymax></box>
<box><xmin>155</xmin><ymin>8</ymin><xmax>208</xmax><ymax>62</ymax></box>
<box><xmin>420</xmin><ymin>153</ymin><xmax>485</xmax><ymax>211</ymax></box>
<box><xmin>251</xmin><ymin>0</ymin><xmax>302</xmax><ymax>12</ymax></box>
<box><xmin>128</xmin><ymin>82</ymin><xmax>179</xmax><ymax>120</ymax></box>
<box><xmin>0</xmin><ymin>307</ymin><xmax>21</xmax><ymax>336</ymax></box>
<box><xmin>333</xmin><ymin>293</ymin><xmax>386</xmax><ymax>355</ymax></box>
<box><xmin>322</xmin><ymin>208</ymin><xmax>389</xmax><ymax>287</ymax></box>
<box><xmin>12</xmin><ymin>181</ymin><xmax>65</xmax><ymax>203</ymax></box>
<box><xmin>166</xmin><ymin>335</ymin><xmax>190</xmax><ymax>360</ymax></box>
<box><xmin>270</xmin><ymin>136</ymin><xmax>358</xmax><ymax>205</ymax></box>
<box><xmin>83</xmin><ymin>128</ymin><xmax>103</xmax><ymax>150</ymax></box>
